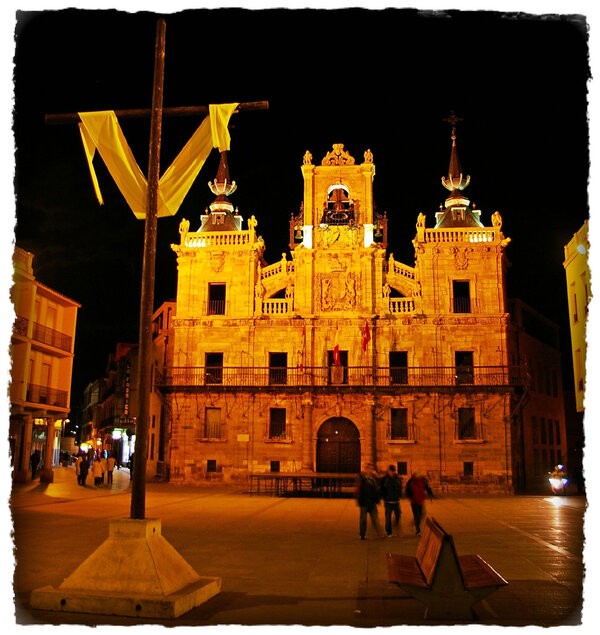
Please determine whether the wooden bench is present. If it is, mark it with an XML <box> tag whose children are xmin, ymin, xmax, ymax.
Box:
<box><xmin>386</xmin><ymin>516</ymin><xmax>508</xmax><ymax>620</ymax></box>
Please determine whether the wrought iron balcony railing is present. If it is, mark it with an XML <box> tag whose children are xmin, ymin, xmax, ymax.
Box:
<box><xmin>156</xmin><ymin>365</ymin><xmax>527</xmax><ymax>390</ymax></box>
<box><xmin>14</xmin><ymin>315</ymin><xmax>73</xmax><ymax>352</ymax></box>
<box><xmin>32</xmin><ymin>322</ymin><xmax>73</xmax><ymax>352</ymax></box>
<box><xmin>26</xmin><ymin>383</ymin><xmax>69</xmax><ymax>407</ymax></box>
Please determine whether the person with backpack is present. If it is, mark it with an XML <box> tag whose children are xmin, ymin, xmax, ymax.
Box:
<box><xmin>380</xmin><ymin>464</ymin><xmax>403</xmax><ymax>537</ymax></box>
<box><xmin>355</xmin><ymin>463</ymin><xmax>384</xmax><ymax>540</ymax></box>
<box><xmin>405</xmin><ymin>469</ymin><xmax>434</xmax><ymax>536</ymax></box>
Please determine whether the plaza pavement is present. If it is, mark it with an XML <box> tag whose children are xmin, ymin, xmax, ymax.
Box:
<box><xmin>6</xmin><ymin>465</ymin><xmax>592</xmax><ymax>629</ymax></box>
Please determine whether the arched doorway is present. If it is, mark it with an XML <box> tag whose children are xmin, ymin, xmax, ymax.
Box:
<box><xmin>316</xmin><ymin>417</ymin><xmax>360</xmax><ymax>473</ymax></box>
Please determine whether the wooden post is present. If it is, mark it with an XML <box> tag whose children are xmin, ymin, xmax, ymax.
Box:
<box><xmin>130</xmin><ymin>17</ymin><xmax>166</xmax><ymax>520</ymax></box>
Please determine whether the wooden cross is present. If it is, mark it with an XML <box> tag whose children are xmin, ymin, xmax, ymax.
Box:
<box><xmin>46</xmin><ymin>18</ymin><xmax>268</xmax><ymax>519</ymax></box>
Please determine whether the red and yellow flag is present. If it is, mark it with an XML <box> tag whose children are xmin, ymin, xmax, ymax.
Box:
<box><xmin>361</xmin><ymin>320</ymin><xmax>371</xmax><ymax>352</ymax></box>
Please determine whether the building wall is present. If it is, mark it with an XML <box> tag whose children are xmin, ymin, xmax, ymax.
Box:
<box><xmin>10</xmin><ymin>246</ymin><xmax>79</xmax><ymax>482</ymax></box>
<box><xmin>161</xmin><ymin>144</ymin><xmax>522</xmax><ymax>493</ymax></box>
<box><xmin>563</xmin><ymin>220</ymin><xmax>589</xmax><ymax>413</ymax></box>
<box><xmin>508</xmin><ymin>299</ymin><xmax>567</xmax><ymax>492</ymax></box>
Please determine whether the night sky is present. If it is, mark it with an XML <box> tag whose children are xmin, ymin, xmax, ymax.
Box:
<box><xmin>9</xmin><ymin>6</ymin><xmax>592</xmax><ymax>410</ymax></box>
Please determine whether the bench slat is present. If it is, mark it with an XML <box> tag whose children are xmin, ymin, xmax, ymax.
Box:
<box><xmin>387</xmin><ymin>553</ymin><xmax>429</xmax><ymax>587</ymax></box>
<box><xmin>458</xmin><ymin>553</ymin><xmax>508</xmax><ymax>589</ymax></box>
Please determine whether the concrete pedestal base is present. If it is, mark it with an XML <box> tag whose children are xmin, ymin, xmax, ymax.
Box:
<box><xmin>30</xmin><ymin>518</ymin><xmax>221</xmax><ymax>618</ymax></box>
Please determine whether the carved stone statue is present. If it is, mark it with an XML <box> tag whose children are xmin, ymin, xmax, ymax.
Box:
<box><xmin>179</xmin><ymin>218</ymin><xmax>190</xmax><ymax>243</ymax></box>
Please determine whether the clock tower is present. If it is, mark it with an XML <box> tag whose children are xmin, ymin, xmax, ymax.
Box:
<box><xmin>289</xmin><ymin>144</ymin><xmax>388</xmax><ymax>318</ymax></box>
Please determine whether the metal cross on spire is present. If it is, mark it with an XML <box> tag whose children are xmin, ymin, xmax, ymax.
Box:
<box><xmin>443</xmin><ymin>110</ymin><xmax>464</xmax><ymax>136</ymax></box>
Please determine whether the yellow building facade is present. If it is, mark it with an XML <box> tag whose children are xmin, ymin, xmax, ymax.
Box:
<box><xmin>159</xmin><ymin>132</ymin><xmax>526</xmax><ymax>493</ymax></box>
<box><xmin>10</xmin><ymin>246</ymin><xmax>80</xmax><ymax>482</ymax></box>
<box><xmin>563</xmin><ymin>220</ymin><xmax>589</xmax><ymax>413</ymax></box>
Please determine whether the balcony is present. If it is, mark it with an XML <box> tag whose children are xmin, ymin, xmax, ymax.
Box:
<box><xmin>13</xmin><ymin>317</ymin><xmax>73</xmax><ymax>352</ymax></box>
<box><xmin>26</xmin><ymin>383</ymin><xmax>69</xmax><ymax>408</ymax></box>
<box><xmin>27</xmin><ymin>321</ymin><xmax>73</xmax><ymax>352</ymax></box>
<box><xmin>156</xmin><ymin>365</ymin><xmax>527</xmax><ymax>394</ymax></box>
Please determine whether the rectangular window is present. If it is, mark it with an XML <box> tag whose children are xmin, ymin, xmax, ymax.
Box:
<box><xmin>458</xmin><ymin>407</ymin><xmax>476</xmax><ymax>439</ymax></box>
<box><xmin>270</xmin><ymin>460</ymin><xmax>281</xmax><ymax>473</ymax></box>
<box><xmin>269</xmin><ymin>408</ymin><xmax>287</xmax><ymax>439</ymax></box>
<box><xmin>328</xmin><ymin>350</ymin><xmax>348</xmax><ymax>385</ymax></box>
<box><xmin>463</xmin><ymin>461</ymin><xmax>474</xmax><ymax>477</ymax></box>
<box><xmin>205</xmin><ymin>352</ymin><xmax>223</xmax><ymax>385</ymax></box>
<box><xmin>269</xmin><ymin>352</ymin><xmax>288</xmax><ymax>385</ymax></box>
<box><xmin>397</xmin><ymin>461</ymin><xmax>408</xmax><ymax>476</ymax></box>
<box><xmin>389</xmin><ymin>351</ymin><xmax>408</xmax><ymax>385</ymax></box>
<box><xmin>455</xmin><ymin>351</ymin><xmax>474</xmax><ymax>385</ymax></box>
<box><xmin>583</xmin><ymin>275</ymin><xmax>590</xmax><ymax>315</ymax></box>
<box><xmin>540</xmin><ymin>417</ymin><xmax>547</xmax><ymax>444</ymax></box>
<box><xmin>204</xmin><ymin>407</ymin><xmax>222</xmax><ymax>438</ymax></box>
<box><xmin>552</xmin><ymin>368</ymin><xmax>558</xmax><ymax>398</ymax></box>
<box><xmin>206</xmin><ymin>459</ymin><xmax>217</xmax><ymax>473</ymax></box>
<box><xmin>390</xmin><ymin>408</ymin><xmax>408</xmax><ymax>440</ymax></box>
<box><xmin>555</xmin><ymin>420</ymin><xmax>561</xmax><ymax>446</ymax></box>
<box><xmin>452</xmin><ymin>281</ymin><xmax>471</xmax><ymax>313</ymax></box>
<box><xmin>208</xmin><ymin>283</ymin><xmax>226</xmax><ymax>315</ymax></box>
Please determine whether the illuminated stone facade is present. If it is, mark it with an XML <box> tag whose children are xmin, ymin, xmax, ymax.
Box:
<box><xmin>161</xmin><ymin>133</ymin><xmax>526</xmax><ymax>493</ymax></box>
<box><xmin>563</xmin><ymin>221</ymin><xmax>589</xmax><ymax>413</ymax></box>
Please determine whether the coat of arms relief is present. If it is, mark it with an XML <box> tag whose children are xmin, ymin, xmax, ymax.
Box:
<box><xmin>317</xmin><ymin>271</ymin><xmax>359</xmax><ymax>311</ymax></box>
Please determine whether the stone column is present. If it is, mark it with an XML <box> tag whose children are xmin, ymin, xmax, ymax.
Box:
<box><xmin>370</xmin><ymin>402</ymin><xmax>378</xmax><ymax>467</ymax></box>
<box><xmin>40</xmin><ymin>417</ymin><xmax>56</xmax><ymax>483</ymax></box>
<box><xmin>14</xmin><ymin>414</ymin><xmax>33</xmax><ymax>483</ymax></box>
<box><xmin>301</xmin><ymin>394</ymin><xmax>313</xmax><ymax>471</ymax></box>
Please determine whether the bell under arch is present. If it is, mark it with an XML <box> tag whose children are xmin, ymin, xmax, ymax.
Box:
<box><xmin>316</xmin><ymin>417</ymin><xmax>360</xmax><ymax>473</ymax></box>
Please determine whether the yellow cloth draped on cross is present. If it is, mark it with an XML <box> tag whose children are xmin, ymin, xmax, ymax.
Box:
<box><xmin>78</xmin><ymin>103</ymin><xmax>239</xmax><ymax>219</ymax></box>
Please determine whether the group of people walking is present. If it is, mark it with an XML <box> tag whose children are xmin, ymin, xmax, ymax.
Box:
<box><xmin>355</xmin><ymin>463</ymin><xmax>434</xmax><ymax>539</ymax></box>
<box><xmin>74</xmin><ymin>451</ymin><xmax>117</xmax><ymax>487</ymax></box>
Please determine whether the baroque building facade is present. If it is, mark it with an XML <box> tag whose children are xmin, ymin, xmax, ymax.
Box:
<box><xmin>156</xmin><ymin>127</ymin><xmax>529</xmax><ymax>494</ymax></box>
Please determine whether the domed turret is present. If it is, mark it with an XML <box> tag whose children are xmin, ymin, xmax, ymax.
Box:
<box><xmin>199</xmin><ymin>151</ymin><xmax>242</xmax><ymax>232</ymax></box>
<box><xmin>435</xmin><ymin>113</ymin><xmax>483</xmax><ymax>229</ymax></box>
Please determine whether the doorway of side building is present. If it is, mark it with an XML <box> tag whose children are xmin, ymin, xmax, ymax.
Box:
<box><xmin>316</xmin><ymin>417</ymin><xmax>360</xmax><ymax>473</ymax></box>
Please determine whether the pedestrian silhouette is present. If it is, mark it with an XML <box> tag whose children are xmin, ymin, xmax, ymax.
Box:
<box><xmin>405</xmin><ymin>469</ymin><xmax>434</xmax><ymax>536</ymax></box>
<box><xmin>355</xmin><ymin>463</ymin><xmax>384</xmax><ymax>539</ymax></box>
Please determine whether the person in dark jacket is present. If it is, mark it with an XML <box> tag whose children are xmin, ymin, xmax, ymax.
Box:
<box><xmin>29</xmin><ymin>449</ymin><xmax>41</xmax><ymax>478</ymax></box>
<box><xmin>78</xmin><ymin>453</ymin><xmax>89</xmax><ymax>486</ymax></box>
<box><xmin>355</xmin><ymin>463</ymin><xmax>384</xmax><ymax>540</ymax></box>
<box><xmin>380</xmin><ymin>464</ymin><xmax>403</xmax><ymax>537</ymax></box>
<box><xmin>405</xmin><ymin>470</ymin><xmax>434</xmax><ymax>536</ymax></box>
